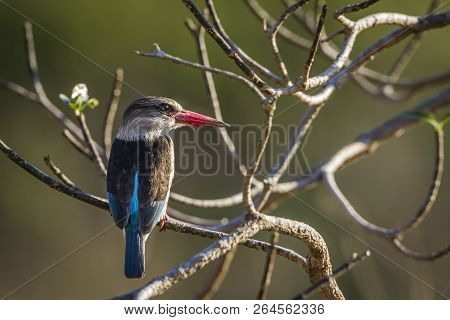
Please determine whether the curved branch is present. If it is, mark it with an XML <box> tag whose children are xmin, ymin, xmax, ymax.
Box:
<box><xmin>115</xmin><ymin>214</ymin><xmax>343</xmax><ymax>300</ymax></box>
<box><xmin>103</xmin><ymin>68</ymin><xmax>124</xmax><ymax>158</ymax></box>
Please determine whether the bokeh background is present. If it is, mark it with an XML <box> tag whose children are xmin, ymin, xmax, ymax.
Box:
<box><xmin>1</xmin><ymin>0</ymin><xmax>449</xmax><ymax>299</ymax></box>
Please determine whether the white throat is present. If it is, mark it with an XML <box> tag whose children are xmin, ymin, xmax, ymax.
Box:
<box><xmin>116</xmin><ymin>117</ymin><xmax>170</xmax><ymax>141</ymax></box>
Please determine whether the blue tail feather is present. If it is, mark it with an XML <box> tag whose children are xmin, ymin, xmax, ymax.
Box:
<box><xmin>124</xmin><ymin>224</ymin><xmax>145</xmax><ymax>279</ymax></box>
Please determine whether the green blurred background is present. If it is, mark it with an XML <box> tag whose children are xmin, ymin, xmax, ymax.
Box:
<box><xmin>0</xmin><ymin>0</ymin><xmax>449</xmax><ymax>299</ymax></box>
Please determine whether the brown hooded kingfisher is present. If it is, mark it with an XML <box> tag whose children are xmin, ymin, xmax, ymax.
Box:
<box><xmin>107</xmin><ymin>96</ymin><xmax>228</xmax><ymax>278</ymax></box>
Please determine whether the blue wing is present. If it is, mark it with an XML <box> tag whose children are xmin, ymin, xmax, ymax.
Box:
<box><xmin>107</xmin><ymin>139</ymin><xmax>137</xmax><ymax>229</ymax></box>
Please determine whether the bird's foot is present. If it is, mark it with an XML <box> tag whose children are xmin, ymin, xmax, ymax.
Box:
<box><xmin>159</xmin><ymin>214</ymin><xmax>169</xmax><ymax>231</ymax></box>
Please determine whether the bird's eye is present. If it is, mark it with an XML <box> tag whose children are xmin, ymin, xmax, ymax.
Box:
<box><xmin>158</xmin><ymin>104</ymin><xmax>171</xmax><ymax>113</ymax></box>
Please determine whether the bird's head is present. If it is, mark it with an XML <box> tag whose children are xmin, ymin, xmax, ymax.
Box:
<box><xmin>119</xmin><ymin>96</ymin><xmax>229</xmax><ymax>141</ymax></box>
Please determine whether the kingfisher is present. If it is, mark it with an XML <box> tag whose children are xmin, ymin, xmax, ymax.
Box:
<box><xmin>107</xmin><ymin>96</ymin><xmax>228</xmax><ymax>279</ymax></box>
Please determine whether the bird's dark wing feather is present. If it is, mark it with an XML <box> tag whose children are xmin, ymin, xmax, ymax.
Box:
<box><xmin>107</xmin><ymin>139</ymin><xmax>138</xmax><ymax>229</ymax></box>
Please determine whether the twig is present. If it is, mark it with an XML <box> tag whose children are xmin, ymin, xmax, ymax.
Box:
<box><xmin>136</xmin><ymin>45</ymin><xmax>264</xmax><ymax>99</ymax></box>
<box><xmin>392</xmin><ymin>238</ymin><xmax>450</xmax><ymax>261</ymax></box>
<box><xmin>396</xmin><ymin>127</ymin><xmax>444</xmax><ymax>234</ymax></box>
<box><xmin>257</xmin><ymin>231</ymin><xmax>279</xmax><ymax>299</ymax></box>
<box><xmin>170</xmin><ymin>186</ymin><xmax>262</xmax><ymax>208</ymax></box>
<box><xmin>334</xmin><ymin>0</ymin><xmax>381</xmax><ymax>19</ymax></box>
<box><xmin>302</xmin><ymin>5</ymin><xmax>327</xmax><ymax>84</ymax></box>
<box><xmin>320</xmin><ymin>28</ymin><xmax>346</xmax><ymax>43</ymax></box>
<box><xmin>293</xmin><ymin>250</ymin><xmax>371</xmax><ymax>299</ymax></box>
<box><xmin>103</xmin><ymin>68</ymin><xmax>124</xmax><ymax>158</ymax></box>
<box><xmin>195</xmin><ymin>248</ymin><xmax>237</xmax><ymax>299</ymax></box>
<box><xmin>21</xmin><ymin>22</ymin><xmax>104</xmax><ymax>153</ymax></box>
<box><xmin>77</xmin><ymin>113</ymin><xmax>107</xmax><ymax>176</ymax></box>
<box><xmin>186</xmin><ymin>19</ymin><xmax>247</xmax><ymax>175</ymax></box>
<box><xmin>166</xmin><ymin>207</ymin><xmax>225</xmax><ymax>227</ymax></box>
<box><xmin>266</xmin><ymin>0</ymin><xmax>310</xmax><ymax>82</ymax></box>
<box><xmin>243</xmin><ymin>104</ymin><xmax>276</xmax><ymax>215</ymax></box>
<box><xmin>43</xmin><ymin>155</ymin><xmax>76</xmax><ymax>187</ymax></box>
<box><xmin>62</xmin><ymin>129</ymin><xmax>93</xmax><ymax>159</ymax></box>
<box><xmin>181</xmin><ymin>0</ymin><xmax>275</xmax><ymax>96</ymax></box>
<box><xmin>281</xmin><ymin>0</ymin><xmax>317</xmax><ymax>34</ymax></box>
<box><xmin>0</xmin><ymin>79</ymin><xmax>39</xmax><ymax>102</ymax></box>
<box><xmin>206</xmin><ymin>0</ymin><xmax>285</xmax><ymax>84</ymax></box>
<box><xmin>245</xmin><ymin>0</ymin><xmax>312</xmax><ymax>50</ymax></box>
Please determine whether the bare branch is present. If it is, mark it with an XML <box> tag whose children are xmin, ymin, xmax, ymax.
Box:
<box><xmin>21</xmin><ymin>22</ymin><xmax>104</xmax><ymax>153</ymax></box>
<box><xmin>170</xmin><ymin>186</ymin><xmax>262</xmax><ymax>208</ymax></box>
<box><xmin>195</xmin><ymin>248</ymin><xmax>237</xmax><ymax>299</ymax></box>
<box><xmin>245</xmin><ymin>0</ymin><xmax>312</xmax><ymax>50</ymax></box>
<box><xmin>43</xmin><ymin>155</ymin><xmax>76</xmax><ymax>187</ymax></box>
<box><xmin>181</xmin><ymin>0</ymin><xmax>275</xmax><ymax>96</ymax></box>
<box><xmin>77</xmin><ymin>113</ymin><xmax>107</xmax><ymax>176</ymax></box>
<box><xmin>62</xmin><ymin>129</ymin><xmax>93</xmax><ymax>159</ymax></box>
<box><xmin>166</xmin><ymin>207</ymin><xmax>226</xmax><ymax>227</ymax></box>
<box><xmin>302</xmin><ymin>5</ymin><xmax>327</xmax><ymax>84</ymax></box>
<box><xmin>334</xmin><ymin>0</ymin><xmax>381</xmax><ymax>19</ymax></box>
<box><xmin>103</xmin><ymin>68</ymin><xmax>124</xmax><ymax>158</ymax></box>
<box><xmin>186</xmin><ymin>19</ymin><xmax>247</xmax><ymax>176</ymax></box>
<box><xmin>206</xmin><ymin>0</ymin><xmax>285</xmax><ymax>84</ymax></box>
<box><xmin>257</xmin><ymin>231</ymin><xmax>279</xmax><ymax>299</ymax></box>
<box><xmin>294</xmin><ymin>250</ymin><xmax>371</xmax><ymax>299</ymax></box>
<box><xmin>266</xmin><ymin>0</ymin><xmax>310</xmax><ymax>82</ymax></box>
<box><xmin>396</xmin><ymin>127</ymin><xmax>444</xmax><ymax>234</ymax></box>
<box><xmin>243</xmin><ymin>104</ymin><xmax>276</xmax><ymax>215</ymax></box>
<box><xmin>0</xmin><ymin>138</ymin><xmax>109</xmax><ymax>210</ymax></box>
<box><xmin>0</xmin><ymin>79</ymin><xmax>39</xmax><ymax>102</ymax></box>
<box><xmin>392</xmin><ymin>238</ymin><xmax>450</xmax><ymax>261</ymax></box>
<box><xmin>136</xmin><ymin>44</ymin><xmax>264</xmax><ymax>99</ymax></box>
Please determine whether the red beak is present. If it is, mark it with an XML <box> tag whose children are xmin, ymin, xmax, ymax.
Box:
<box><xmin>175</xmin><ymin>109</ymin><xmax>229</xmax><ymax>127</ymax></box>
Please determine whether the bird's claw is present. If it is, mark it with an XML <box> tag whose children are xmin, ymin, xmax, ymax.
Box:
<box><xmin>159</xmin><ymin>214</ymin><xmax>169</xmax><ymax>231</ymax></box>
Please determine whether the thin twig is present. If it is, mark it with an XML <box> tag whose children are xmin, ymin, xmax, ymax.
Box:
<box><xmin>396</xmin><ymin>127</ymin><xmax>445</xmax><ymax>234</ymax></box>
<box><xmin>21</xmin><ymin>22</ymin><xmax>104</xmax><ymax>153</ymax></box>
<box><xmin>334</xmin><ymin>0</ymin><xmax>381</xmax><ymax>19</ymax></box>
<box><xmin>103</xmin><ymin>68</ymin><xmax>124</xmax><ymax>158</ymax></box>
<box><xmin>181</xmin><ymin>0</ymin><xmax>275</xmax><ymax>96</ymax></box>
<box><xmin>206</xmin><ymin>0</ymin><xmax>285</xmax><ymax>84</ymax></box>
<box><xmin>293</xmin><ymin>250</ymin><xmax>371</xmax><ymax>299</ymax></box>
<box><xmin>43</xmin><ymin>155</ymin><xmax>76</xmax><ymax>187</ymax></box>
<box><xmin>77</xmin><ymin>113</ymin><xmax>107</xmax><ymax>176</ymax></box>
<box><xmin>195</xmin><ymin>248</ymin><xmax>237</xmax><ymax>299</ymax></box>
<box><xmin>320</xmin><ymin>28</ymin><xmax>346</xmax><ymax>43</ymax></box>
<box><xmin>266</xmin><ymin>0</ymin><xmax>310</xmax><ymax>82</ymax></box>
<box><xmin>392</xmin><ymin>238</ymin><xmax>450</xmax><ymax>261</ymax></box>
<box><xmin>62</xmin><ymin>129</ymin><xmax>93</xmax><ymax>159</ymax></box>
<box><xmin>186</xmin><ymin>19</ymin><xmax>247</xmax><ymax>176</ymax></box>
<box><xmin>257</xmin><ymin>231</ymin><xmax>280</xmax><ymax>299</ymax></box>
<box><xmin>302</xmin><ymin>5</ymin><xmax>327</xmax><ymax>84</ymax></box>
<box><xmin>245</xmin><ymin>0</ymin><xmax>312</xmax><ymax>50</ymax></box>
<box><xmin>136</xmin><ymin>45</ymin><xmax>264</xmax><ymax>99</ymax></box>
<box><xmin>0</xmin><ymin>79</ymin><xmax>39</xmax><ymax>102</ymax></box>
